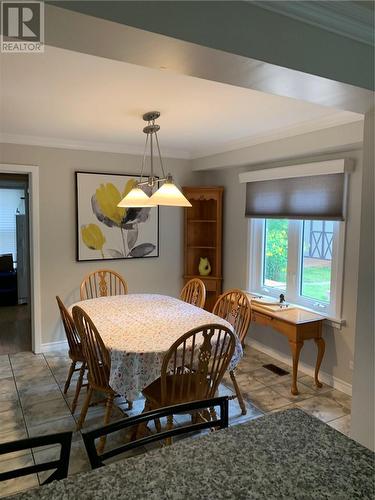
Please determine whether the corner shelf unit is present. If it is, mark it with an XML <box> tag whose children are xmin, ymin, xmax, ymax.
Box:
<box><xmin>183</xmin><ymin>186</ymin><xmax>223</xmax><ymax>311</ymax></box>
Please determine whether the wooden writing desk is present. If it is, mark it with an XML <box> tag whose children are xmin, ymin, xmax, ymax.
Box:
<box><xmin>250</xmin><ymin>304</ymin><xmax>326</xmax><ymax>395</ymax></box>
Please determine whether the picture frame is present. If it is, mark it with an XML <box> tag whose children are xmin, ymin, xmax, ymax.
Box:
<box><xmin>75</xmin><ymin>171</ymin><xmax>159</xmax><ymax>262</ymax></box>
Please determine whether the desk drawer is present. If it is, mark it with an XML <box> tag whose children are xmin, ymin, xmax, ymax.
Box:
<box><xmin>252</xmin><ymin>311</ymin><xmax>273</xmax><ymax>327</ymax></box>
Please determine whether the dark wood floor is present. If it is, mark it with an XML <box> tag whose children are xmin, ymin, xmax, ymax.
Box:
<box><xmin>0</xmin><ymin>304</ymin><xmax>31</xmax><ymax>354</ymax></box>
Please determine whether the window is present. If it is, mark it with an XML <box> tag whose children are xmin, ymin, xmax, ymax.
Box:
<box><xmin>301</xmin><ymin>220</ymin><xmax>333</xmax><ymax>303</ymax></box>
<box><xmin>249</xmin><ymin>218</ymin><xmax>344</xmax><ymax>319</ymax></box>
<box><xmin>263</xmin><ymin>219</ymin><xmax>288</xmax><ymax>291</ymax></box>
<box><xmin>0</xmin><ymin>188</ymin><xmax>25</xmax><ymax>264</ymax></box>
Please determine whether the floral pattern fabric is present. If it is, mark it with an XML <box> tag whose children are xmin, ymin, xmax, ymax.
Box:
<box><xmin>71</xmin><ymin>294</ymin><xmax>243</xmax><ymax>400</ymax></box>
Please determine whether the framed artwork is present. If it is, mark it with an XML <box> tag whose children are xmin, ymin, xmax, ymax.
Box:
<box><xmin>76</xmin><ymin>171</ymin><xmax>159</xmax><ymax>261</ymax></box>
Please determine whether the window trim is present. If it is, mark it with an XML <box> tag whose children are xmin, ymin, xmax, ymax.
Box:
<box><xmin>247</xmin><ymin>218</ymin><xmax>345</xmax><ymax>323</ymax></box>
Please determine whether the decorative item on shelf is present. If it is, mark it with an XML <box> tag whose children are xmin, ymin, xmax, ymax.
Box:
<box><xmin>279</xmin><ymin>293</ymin><xmax>289</xmax><ymax>308</ymax></box>
<box><xmin>199</xmin><ymin>257</ymin><xmax>211</xmax><ymax>276</ymax></box>
<box><xmin>117</xmin><ymin>111</ymin><xmax>192</xmax><ymax>208</ymax></box>
<box><xmin>251</xmin><ymin>296</ymin><xmax>293</xmax><ymax>312</ymax></box>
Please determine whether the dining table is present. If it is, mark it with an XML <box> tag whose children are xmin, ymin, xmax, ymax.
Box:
<box><xmin>7</xmin><ymin>409</ymin><xmax>374</xmax><ymax>499</ymax></box>
<box><xmin>70</xmin><ymin>294</ymin><xmax>243</xmax><ymax>401</ymax></box>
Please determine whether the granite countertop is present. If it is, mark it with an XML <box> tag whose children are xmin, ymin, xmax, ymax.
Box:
<box><xmin>7</xmin><ymin>409</ymin><xmax>375</xmax><ymax>500</ymax></box>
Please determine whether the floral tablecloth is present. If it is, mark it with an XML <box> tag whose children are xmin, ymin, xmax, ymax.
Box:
<box><xmin>71</xmin><ymin>294</ymin><xmax>242</xmax><ymax>400</ymax></box>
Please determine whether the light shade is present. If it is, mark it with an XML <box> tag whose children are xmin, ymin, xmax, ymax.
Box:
<box><xmin>117</xmin><ymin>187</ymin><xmax>156</xmax><ymax>208</ymax></box>
<box><xmin>150</xmin><ymin>180</ymin><xmax>192</xmax><ymax>207</ymax></box>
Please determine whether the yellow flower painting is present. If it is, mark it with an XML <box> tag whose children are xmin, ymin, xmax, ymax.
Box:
<box><xmin>81</xmin><ymin>224</ymin><xmax>106</xmax><ymax>258</ymax></box>
<box><xmin>76</xmin><ymin>172</ymin><xmax>158</xmax><ymax>261</ymax></box>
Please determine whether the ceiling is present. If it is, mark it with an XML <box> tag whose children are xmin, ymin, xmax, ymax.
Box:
<box><xmin>50</xmin><ymin>0</ymin><xmax>375</xmax><ymax>47</ymax></box>
<box><xmin>0</xmin><ymin>46</ymin><xmax>363</xmax><ymax>159</ymax></box>
<box><xmin>251</xmin><ymin>1</ymin><xmax>374</xmax><ymax>46</ymax></box>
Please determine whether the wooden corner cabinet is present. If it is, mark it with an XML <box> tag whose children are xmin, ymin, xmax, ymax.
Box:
<box><xmin>182</xmin><ymin>186</ymin><xmax>223</xmax><ymax>311</ymax></box>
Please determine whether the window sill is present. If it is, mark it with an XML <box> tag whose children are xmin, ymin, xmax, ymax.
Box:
<box><xmin>244</xmin><ymin>290</ymin><xmax>345</xmax><ymax>330</ymax></box>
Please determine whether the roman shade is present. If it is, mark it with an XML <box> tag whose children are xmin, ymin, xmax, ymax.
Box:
<box><xmin>239</xmin><ymin>159</ymin><xmax>353</xmax><ymax>221</ymax></box>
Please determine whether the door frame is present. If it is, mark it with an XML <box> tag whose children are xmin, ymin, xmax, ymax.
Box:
<box><xmin>0</xmin><ymin>163</ymin><xmax>41</xmax><ymax>353</ymax></box>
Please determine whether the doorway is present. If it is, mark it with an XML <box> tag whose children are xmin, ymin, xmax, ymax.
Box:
<box><xmin>0</xmin><ymin>173</ymin><xmax>31</xmax><ymax>353</ymax></box>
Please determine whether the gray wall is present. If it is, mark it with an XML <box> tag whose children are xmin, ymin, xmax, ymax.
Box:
<box><xmin>0</xmin><ymin>141</ymin><xmax>364</xmax><ymax>387</ymax></box>
<box><xmin>201</xmin><ymin>149</ymin><xmax>363</xmax><ymax>385</ymax></box>
<box><xmin>0</xmin><ymin>143</ymin><xmax>201</xmax><ymax>345</ymax></box>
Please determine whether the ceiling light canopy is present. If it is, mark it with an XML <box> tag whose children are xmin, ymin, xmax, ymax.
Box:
<box><xmin>118</xmin><ymin>111</ymin><xmax>192</xmax><ymax>208</ymax></box>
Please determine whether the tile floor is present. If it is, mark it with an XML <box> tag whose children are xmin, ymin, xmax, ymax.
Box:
<box><xmin>0</xmin><ymin>347</ymin><xmax>351</xmax><ymax>497</ymax></box>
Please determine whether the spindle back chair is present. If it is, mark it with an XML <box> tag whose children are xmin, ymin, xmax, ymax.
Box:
<box><xmin>212</xmin><ymin>289</ymin><xmax>251</xmax><ymax>344</ymax></box>
<box><xmin>80</xmin><ymin>269</ymin><xmax>128</xmax><ymax>301</ymax></box>
<box><xmin>72</xmin><ymin>306</ymin><xmax>117</xmax><ymax>453</ymax></box>
<box><xmin>212</xmin><ymin>289</ymin><xmax>252</xmax><ymax>415</ymax></box>
<box><xmin>180</xmin><ymin>278</ymin><xmax>206</xmax><ymax>309</ymax></box>
<box><xmin>142</xmin><ymin>323</ymin><xmax>236</xmax><ymax>442</ymax></box>
<box><xmin>56</xmin><ymin>296</ymin><xmax>86</xmax><ymax>413</ymax></box>
<box><xmin>161</xmin><ymin>323</ymin><xmax>235</xmax><ymax>404</ymax></box>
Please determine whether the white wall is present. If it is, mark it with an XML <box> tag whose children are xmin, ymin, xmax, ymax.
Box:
<box><xmin>351</xmin><ymin>108</ymin><xmax>374</xmax><ymax>450</ymax></box>
<box><xmin>0</xmin><ymin>143</ymin><xmax>200</xmax><ymax>345</ymax></box>
<box><xmin>201</xmin><ymin>148</ymin><xmax>363</xmax><ymax>387</ymax></box>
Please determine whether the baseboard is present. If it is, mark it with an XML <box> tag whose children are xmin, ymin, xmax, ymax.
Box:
<box><xmin>40</xmin><ymin>339</ymin><xmax>68</xmax><ymax>353</ymax></box>
<box><xmin>246</xmin><ymin>338</ymin><xmax>352</xmax><ymax>396</ymax></box>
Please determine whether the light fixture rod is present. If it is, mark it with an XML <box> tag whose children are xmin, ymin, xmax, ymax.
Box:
<box><xmin>150</xmin><ymin>130</ymin><xmax>154</xmax><ymax>182</ymax></box>
<box><xmin>139</xmin><ymin>131</ymin><xmax>149</xmax><ymax>183</ymax></box>
<box><xmin>154</xmin><ymin>130</ymin><xmax>166</xmax><ymax>179</ymax></box>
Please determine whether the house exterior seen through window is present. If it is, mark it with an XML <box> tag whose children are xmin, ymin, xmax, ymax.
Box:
<box><xmin>250</xmin><ymin>218</ymin><xmax>343</xmax><ymax>319</ymax></box>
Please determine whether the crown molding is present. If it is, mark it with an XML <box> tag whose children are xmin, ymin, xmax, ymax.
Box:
<box><xmin>0</xmin><ymin>113</ymin><xmax>363</xmax><ymax>162</ymax></box>
<box><xmin>252</xmin><ymin>0</ymin><xmax>374</xmax><ymax>47</ymax></box>
<box><xmin>191</xmin><ymin>113</ymin><xmax>364</xmax><ymax>160</ymax></box>
<box><xmin>0</xmin><ymin>133</ymin><xmax>192</xmax><ymax>160</ymax></box>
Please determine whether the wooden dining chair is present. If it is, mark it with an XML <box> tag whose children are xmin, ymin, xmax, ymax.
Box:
<box><xmin>141</xmin><ymin>323</ymin><xmax>236</xmax><ymax>443</ymax></box>
<box><xmin>56</xmin><ymin>296</ymin><xmax>86</xmax><ymax>413</ymax></box>
<box><xmin>80</xmin><ymin>269</ymin><xmax>128</xmax><ymax>301</ymax></box>
<box><xmin>180</xmin><ymin>278</ymin><xmax>206</xmax><ymax>309</ymax></box>
<box><xmin>72</xmin><ymin>305</ymin><xmax>123</xmax><ymax>453</ymax></box>
<box><xmin>212</xmin><ymin>289</ymin><xmax>251</xmax><ymax>415</ymax></box>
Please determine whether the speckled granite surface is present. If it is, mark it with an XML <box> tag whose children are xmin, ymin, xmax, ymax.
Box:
<box><xmin>6</xmin><ymin>409</ymin><xmax>375</xmax><ymax>500</ymax></box>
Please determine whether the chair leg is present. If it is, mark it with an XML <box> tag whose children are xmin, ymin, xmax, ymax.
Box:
<box><xmin>154</xmin><ymin>418</ymin><xmax>162</xmax><ymax>433</ymax></box>
<box><xmin>97</xmin><ymin>393</ymin><xmax>114</xmax><ymax>455</ymax></box>
<box><xmin>130</xmin><ymin>399</ymin><xmax>150</xmax><ymax>442</ymax></box>
<box><xmin>71</xmin><ymin>362</ymin><xmax>86</xmax><ymax>414</ymax></box>
<box><xmin>230</xmin><ymin>369</ymin><xmax>247</xmax><ymax>415</ymax></box>
<box><xmin>209</xmin><ymin>407</ymin><xmax>217</xmax><ymax>422</ymax></box>
<box><xmin>63</xmin><ymin>361</ymin><xmax>76</xmax><ymax>394</ymax></box>
<box><xmin>165</xmin><ymin>414</ymin><xmax>174</xmax><ymax>446</ymax></box>
<box><xmin>77</xmin><ymin>386</ymin><xmax>93</xmax><ymax>430</ymax></box>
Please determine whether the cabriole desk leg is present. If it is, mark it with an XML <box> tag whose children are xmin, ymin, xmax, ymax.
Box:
<box><xmin>288</xmin><ymin>340</ymin><xmax>304</xmax><ymax>395</ymax></box>
<box><xmin>314</xmin><ymin>337</ymin><xmax>325</xmax><ymax>388</ymax></box>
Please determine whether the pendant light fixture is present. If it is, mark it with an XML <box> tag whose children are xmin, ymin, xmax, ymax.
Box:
<box><xmin>118</xmin><ymin>112</ymin><xmax>192</xmax><ymax>208</ymax></box>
